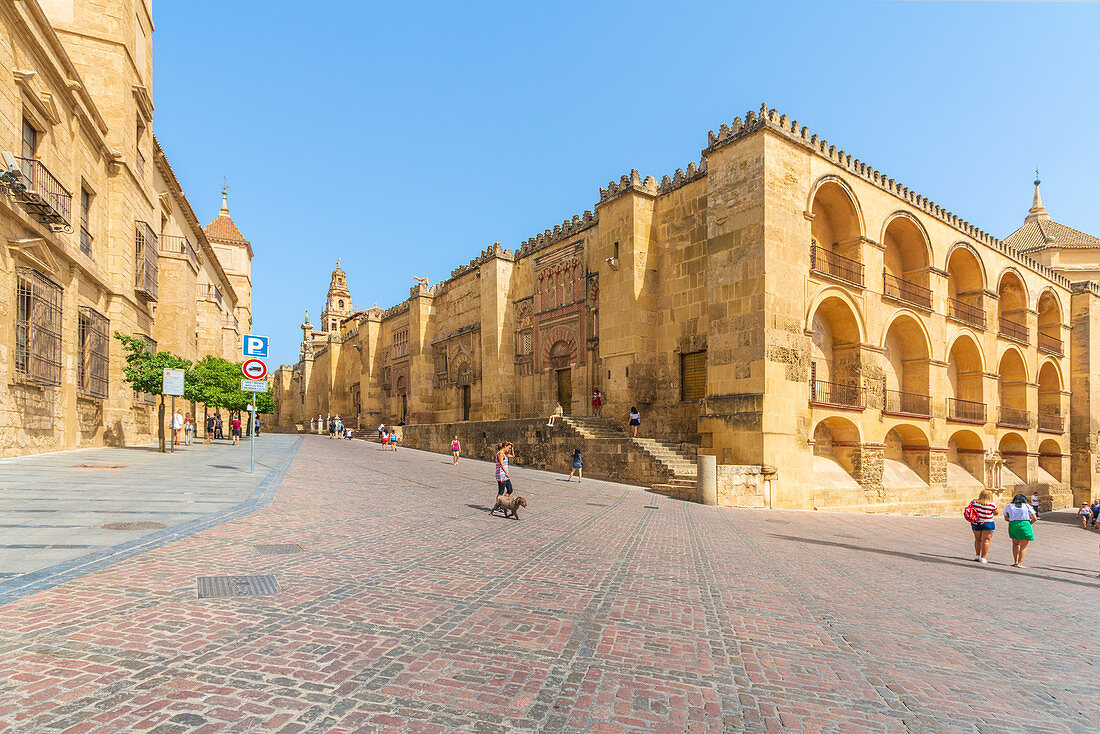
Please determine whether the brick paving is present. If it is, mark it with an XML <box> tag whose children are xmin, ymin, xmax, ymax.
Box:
<box><xmin>0</xmin><ymin>435</ymin><xmax>1098</xmax><ymax>733</ymax></box>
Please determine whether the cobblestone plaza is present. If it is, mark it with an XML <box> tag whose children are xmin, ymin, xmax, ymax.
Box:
<box><xmin>1</xmin><ymin>435</ymin><xmax>1097</xmax><ymax>733</ymax></box>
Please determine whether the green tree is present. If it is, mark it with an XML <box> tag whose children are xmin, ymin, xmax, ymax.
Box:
<box><xmin>187</xmin><ymin>355</ymin><xmax>275</xmax><ymax>435</ymax></box>
<box><xmin>114</xmin><ymin>333</ymin><xmax>191</xmax><ymax>452</ymax></box>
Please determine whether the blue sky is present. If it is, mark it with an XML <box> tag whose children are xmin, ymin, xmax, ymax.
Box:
<box><xmin>151</xmin><ymin>0</ymin><xmax>1100</xmax><ymax>368</ymax></box>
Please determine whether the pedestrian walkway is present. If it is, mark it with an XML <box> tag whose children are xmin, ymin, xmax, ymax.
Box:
<box><xmin>0</xmin><ymin>435</ymin><xmax>1097</xmax><ymax>732</ymax></box>
<box><xmin>0</xmin><ymin>435</ymin><xmax>301</xmax><ymax>602</ymax></box>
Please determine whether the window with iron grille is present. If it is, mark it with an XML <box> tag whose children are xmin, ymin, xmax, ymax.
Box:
<box><xmin>15</xmin><ymin>268</ymin><xmax>63</xmax><ymax>385</ymax></box>
<box><xmin>681</xmin><ymin>350</ymin><xmax>707</xmax><ymax>402</ymax></box>
<box><xmin>133</xmin><ymin>333</ymin><xmax>157</xmax><ymax>405</ymax></box>
<box><xmin>78</xmin><ymin>307</ymin><xmax>109</xmax><ymax>398</ymax></box>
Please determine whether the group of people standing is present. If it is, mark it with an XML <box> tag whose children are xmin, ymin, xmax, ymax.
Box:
<box><xmin>377</xmin><ymin>423</ymin><xmax>399</xmax><ymax>450</ymax></box>
<box><xmin>966</xmin><ymin>490</ymin><xmax>1038</xmax><ymax>567</ymax></box>
<box><xmin>170</xmin><ymin>410</ymin><xmax>244</xmax><ymax>446</ymax></box>
<box><xmin>328</xmin><ymin>416</ymin><xmax>354</xmax><ymax>440</ymax></box>
<box><xmin>1076</xmin><ymin>499</ymin><xmax>1100</xmax><ymax>529</ymax></box>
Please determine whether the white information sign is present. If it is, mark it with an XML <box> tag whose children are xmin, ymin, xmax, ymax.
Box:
<box><xmin>241</xmin><ymin>378</ymin><xmax>268</xmax><ymax>392</ymax></box>
<box><xmin>162</xmin><ymin>368</ymin><xmax>185</xmax><ymax>396</ymax></box>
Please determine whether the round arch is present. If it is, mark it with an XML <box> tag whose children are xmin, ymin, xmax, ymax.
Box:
<box><xmin>806</xmin><ymin>175</ymin><xmax>866</xmax><ymax>238</ymax></box>
<box><xmin>879</xmin><ymin>308</ymin><xmax>934</xmax><ymax>353</ymax></box>
<box><xmin>1036</xmin><ymin>357</ymin><xmax>1064</xmax><ymax>392</ymax></box>
<box><xmin>995</xmin><ymin>267</ymin><xmax>1030</xmax><ymax>312</ymax></box>
<box><xmin>806</xmin><ymin>287</ymin><xmax>868</xmax><ymax>344</ymax></box>
<box><xmin>1038</xmin><ymin>439</ymin><xmax>1063</xmax><ymax>483</ymax></box>
<box><xmin>997</xmin><ymin>344</ymin><xmax>1031</xmax><ymax>384</ymax></box>
<box><xmin>879</xmin><ymin>211</ymin><xmax>934</xmax><ymax>266</ymax></box>
<box><xmin>1036</xmin><ymin>287</ymin><xmax>1064</xmax><ymax>324</ymax></box>
<box><xmin>884</xmin><ymin>423</ymin><xmax>931</xmax><ymax>482</ymax></box>
<box><xmin>944</xmin><ymin>242</ymin><xmax>988</xmax><ymax>291</ymax></box>
<box><xmin>945</xmin><ymin>329</ymin><xmax>987</xmax><ymax>373</ymax></box>
<box><xmin>998</xmin><ymin>432</ymin><xmax>1030</xmax><ymax>489</ymax></box>
<box><xmin>948</xmin><ymin>428</ymin><xmax>986</xmax><ymax>483</ymax></box>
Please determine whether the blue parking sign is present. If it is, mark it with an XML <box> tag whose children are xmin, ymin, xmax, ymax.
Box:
<box><xmin>243</xmin><ymin>334</ymin><xmax>269</xmax><ymax>358</ymax></box>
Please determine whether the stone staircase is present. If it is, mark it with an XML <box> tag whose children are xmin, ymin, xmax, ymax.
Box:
<box><xmin>563</xmin><ymin>417</ymin><xmax>699</xmax><ymax>500</ymax></box>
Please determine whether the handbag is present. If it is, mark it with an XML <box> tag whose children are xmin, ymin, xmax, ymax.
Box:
<box><xmin>963</xmin><ymin>503</ymin><xmax>980</xmax><ymax>524</ymax></box>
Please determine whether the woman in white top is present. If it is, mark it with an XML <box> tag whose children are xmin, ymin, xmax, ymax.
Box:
<box><xmin>1004</xmin><ymin>493</ymin><xmax>1037</xmax><ymax>568</ymax></box>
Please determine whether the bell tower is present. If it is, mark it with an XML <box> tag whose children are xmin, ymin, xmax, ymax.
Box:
<box><xmin>320</xmin><ymin>259</ymin><xmax>353</xmax><ymax>332</ymax></box>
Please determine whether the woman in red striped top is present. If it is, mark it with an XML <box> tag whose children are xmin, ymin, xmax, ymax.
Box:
<box><xmin>967</xmin><ymin>489</ymin><xmax>998</xmax><ymax>564</ymax></box>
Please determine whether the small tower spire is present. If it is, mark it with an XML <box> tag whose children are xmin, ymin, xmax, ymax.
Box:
<box><xmin>1025</xmin><ymin>169</ymin><xmax>1050</xmax><ymax>223</ymax></box>
<box><xmin>220</xmin><ymin>185</ymin><xmax>230</xmax><ymax>215</ymax></box>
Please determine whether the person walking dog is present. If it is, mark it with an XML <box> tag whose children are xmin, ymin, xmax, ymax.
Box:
<box><xmin>1005</xmin><ymin>493</ymin><xmax>1037</xmax><ymax>568</ymax></box>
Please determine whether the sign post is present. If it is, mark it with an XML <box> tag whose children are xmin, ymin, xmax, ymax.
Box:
<box><xmin>162</xmin><ymin>369</ymin><xmax>185</xmax><ymax>454</ymax></box>
<box><xmin>241</xmin><ymin>335</ymin><xmax>269</xmax><ymax>475</ymax></box>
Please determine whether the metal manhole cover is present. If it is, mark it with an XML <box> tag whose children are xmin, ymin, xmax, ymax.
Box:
<box><xmin>77</xmin><ymin>465</ymin><xmax>126</xmax><ymax>470</ymax></box>
<box><xmin>100</xmin><ymin>521</ymin><xmax>166</xmax><ymax>530</ymax></box>
<box><xmin>254</xmin><ymin>544</ymin><xmax>303</xmax><ymax>555</ymax></box>
<box><xmin>197</xmin><ymin>575</ymin><xmax>280</xmax><ymax>599</ymax></box>
<box><xmin>765</xmin><ymin>519</ymin><xmax>790</xmax><ymax>524</ymax></box>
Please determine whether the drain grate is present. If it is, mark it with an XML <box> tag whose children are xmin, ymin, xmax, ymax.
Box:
<box><xmin>643</xmin><ymin>505</ymin><xmax>659</xmax><ymax>509</ymax></box>
<box><xmin>197</xmin><ymin>575</ymin><xmax>280</xmax><ymax>599</ymax></box>
<box><xmin>584</xmin><ymin>503</ymin><xmax>609</xmax><ymax>507</ymax></box>
<box><xmin>77</xmin><ymin>465</ymin><xmax>126</xmax><ymax>470</ymax></box>
<box><xmin>765</xmin><ymin>518</ymin><xmax>790</xmax><ymax>524</ymax></box>
<box><xmin>254</xmin><ymin>544</ymin><xmax>303</xmax><ymax>555</ymax></box>
<box><xmin>100</xmin><ymin>521</ymin><xmax>166</xmax><ymax>530</ymax></box>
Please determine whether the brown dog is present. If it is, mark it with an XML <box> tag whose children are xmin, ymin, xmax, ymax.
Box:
<box><xmin>490</xmin><ymin>494</ymin><xmax>527</xmax><ymax>520</ymax></box>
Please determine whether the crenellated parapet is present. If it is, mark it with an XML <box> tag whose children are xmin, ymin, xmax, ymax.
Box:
<box><xmin>598</xmin><ymin>169</ymin><xmax>658</xmax><ymax>205</ymax></box>
<box><xmin>516</xmin><ymin>211</ymin><xmax>598</xmax><ymax>257</ymax></box>
<box><xmin>445</xmin><ymin>241</ymin><xmax>516</xmax><ymax>283</ymax></box>
<box><xmin>704</xmin><ymin>103</ymin><xmax>1074</xmax><ymax>290</ymax></box>
<box><xmin>657</xmin><ymin>158</ymin><xmax>708</xmax><ymax>195</ymax></box>
<box><xmin>379</xmin><ymin>301</ymin><xmax>410</xmax><ymax>321</ymax></box>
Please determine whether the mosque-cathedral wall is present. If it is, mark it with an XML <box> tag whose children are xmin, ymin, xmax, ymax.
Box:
<box><xmin>278</xmin><ymin>105</ymin><xmax>1100</xmax><ymax>513</ymax></box>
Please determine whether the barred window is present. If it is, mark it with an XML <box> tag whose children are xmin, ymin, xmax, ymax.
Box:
<box><xmin>133</xmin><ymin>333</ymin><xmax>157</xmax><ymax>405</ymax></box>
<box><xmin>78</xmin><ymin>307</ymin><xmax>109</xmax><ymax>398</ymax></box>
<box><xmin>15</xmin><ymin>268</ymin><xmax>62</xmax><ymax>385</ymax></box>
<box><xmin>681</xmin><ymin>350</ymin><xmax>707</xmax><ymax>402</ymax></box>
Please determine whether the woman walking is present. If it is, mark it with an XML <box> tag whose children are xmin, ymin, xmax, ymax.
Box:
<box><xmin>205</xmin><ymin>414</ymin><xmax>214</xmax><ymax>445</ymax></box>
<box><xmin>628</xmin><ymin>406</ymin><xmax>641</xmax><ymax>438</ymax></box>
<box><xmin>230</xmin><ymin>413</ymin><xmax>242</xmax><ymax>446</ymax></box>
<box><xmin>494</xmin><ymin>442</ymin><xmax>515</xmax><ymax>506</ymax></box>
<box><xmin>1005</xmin><ymin>493</ymin><xmax>1037</xmax><ymax>568</ymax></box>
<box><xmin>389</xmin><ymin>429</ymin><xmax>399</xmax><ymax>451</ymax></box>
<box><xmin>566</xmin><ymin>448</ymin><xmax>583</xmax><ymax>482</ymax></box>
<box><xmin>184</xmin><ymin>413</ymin><xmax>195</xmax><ymax>446</ymax></box>
<box><xmin>451</xmin><ymin>435</ymin><xmax>461</xmax><ymax>464</ymax></box>
<box><xmin>591</xmin><ymin>388</ymin><xmax>602</xmax><ymax>417</ymax></box>
<box><xmin>965</xmin><ymin>489</ymin><xmax>998</xmax><ymax>564</ymax></box>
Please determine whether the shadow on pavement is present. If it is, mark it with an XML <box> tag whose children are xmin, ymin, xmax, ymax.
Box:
<box><xmin>465</xmin><ymin>503</ymin><xmax>493</xmax><ymax>512</ymax></box>
<box><xmin>774</xmin><ymin>534</ymin><xmax>1099</xmax><ymax>588</ymax></box>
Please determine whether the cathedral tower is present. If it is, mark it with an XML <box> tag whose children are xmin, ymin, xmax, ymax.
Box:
<box><xmin>320</xmin><ymin>259</ymin><xmax>353</xmax><ymax>332</ymax></box>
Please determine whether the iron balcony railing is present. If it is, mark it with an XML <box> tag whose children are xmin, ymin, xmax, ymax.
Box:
<box><xmin>998</xmin><ymin>317</ymin><xmax>1028</xmax><ymax>345</ymax></box>
<box><xmin>198</xmin><ymin>284</ymin><xmax>224</xmax><ymax>305</ymax></box>
<box><xmin>883</xmin><ymin>273</ymin><xmax>932</xmax><ymax>310</ymax></box>
<box><xmin>810</xmin><ymin>244</ymin><xmax>864</xmax><ymax>287</ymax></box>
<box><xmin>948</xmin><ymin>397</ymin><xmax>985</xmax><ymax>423</ymax></box>
<box><xmin>134</xmin><ymin>220</ymin><xmax>159</xmax><ymax>301</ymax></box>
<box><xmin>1038</xmin><ymin>412</ymin><xmax>1064</xmax><ymax>434</ymax></box>
<box><xmin>947</xmin><ymin>297</ymin><xmax>985</xmax><ymax>329</ymax></box>
<box><xmin>160</xmin><ymin>234</ymin><xmax>199</xmax><ymax>269</ymax></box>
<box><xmin>79</xmin><ymin>224</ymin><xmax>93</xmax><ymax>258</ymax></box>
<box><xmin>225</xmin><ymin>314</ymin><xmax>240</xmax><ymax>331</ymax></box>
<box><xmin>884</xmin><ymin>389</ymin><xmax>931</xmax><ymax>417</ymax></box>
<box><xmin>11</xmin><ymin>156</ymin><xmax>72</xmax><ymax>228</ymax></box>
<box><xmin>997</xmin><ymin>406</ymin><xmax>1030</xmax><ymax>429</ymax></box>
<box><xmin>809</xmin><ymin>379</ymin><xmax>864</xmax><ymax>409</ymax></box>
<box><xmin>1037</xmin><ymin>332</ymin><xmax>1063</xmax><ymax>356</ymax></box>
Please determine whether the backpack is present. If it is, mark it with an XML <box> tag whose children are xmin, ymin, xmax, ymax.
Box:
<box><xmin>963</xmin><ymin>503</ymin><xmax>980</xmax><ymax>523</ymax></box>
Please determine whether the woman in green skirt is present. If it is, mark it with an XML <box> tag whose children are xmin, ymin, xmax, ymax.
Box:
<box><xmin>1003</xmin><ymin>493</ymin><xmax>1037</xmax><ymax>568</ymax></box>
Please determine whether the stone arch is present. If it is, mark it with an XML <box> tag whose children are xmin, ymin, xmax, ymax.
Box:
<box><xmin>880</xmin><ymin>212</ymin><xmax>933</xmax><ymax>302</ymax></box>
<box><xmin>806</xmin><ymin>287</ymin><xmax>868</xmax><ymax>343</ymax></box>
<box><xmin>945</xmin><ymin>243</ymin><xmax>987</xmax><ymax>328</ymax></box>
<box><xmin>945</xmin><ymin>329</ymin><xmax>987</xmax><ymax>374</ymax></box>
<box><xmin>947</xmin><ymin>331</ymin><xmax>985</xmax><ymax>421</ymax></box>
<box><xmin>948</xmin><ymin>429</ymin><xmax>985</xmax><ymax>483</ymax></box>
<box><xmin>1037</xmin><ymin>359</ymin><xmax>1062</xmax><ymax>431</ymax></box>
<box><xmin>883</xmin><ymin>423</ymin><xmax>930</xmax><ymax>483</ymax></box>
<box><xmin>812</xmin><ymin>416</ymin><xmax>862</xmax><ymax>476</ymax></box>
<box><xmin>996</xmin><ymin>268</ymin><xmax>1029</xmax><ymax>340</ymax></box>
<box><xmin>997</xmin><ymin>347</ymin><xmax>1029</xmax><ymax>428</ymax></box>
<box><xmin>1036</xmin><ymin>288</ymin><xmax>1064</xmax><ymax>354</ymax></box>
<box><xmin>808</xmin><ymin>292</ymin><xmax>865</xmax><ymax>404</ymax></box>
<box><xmin>881</xmin><ymin>311</ymin><xmax>932</xmax><ymax>414</ymax></box>
<box><xmin>1038</xmin><ymin>439</ymin><xmax>1063</xmax><ymax>483</ymax></box>
<box><xmin>808</xmin><ymin>176</ymin><xmax>865</xmax><ymax>241</ymax></box>
<box><xmin>998</xmin><ymin>432</ymin><xmax>1029</xmax><ymax>489</ymax></box>
<box><xmin>395</xmin><ymin>374</ymin><xmax>408</xmax><ymax>396</ymax></box>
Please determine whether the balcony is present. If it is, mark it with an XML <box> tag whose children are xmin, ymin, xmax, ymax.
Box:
<box><xmin>884</xmin><ymin>389</ymin><xmax>931</xmax><ymax>417</ymax></box>
<box><xmin>810</xmin><ymin>245</ymin><xmax>864</xmax><ymax>287</ymax></box>
<box><xmin>883</xmin><ymin>273</ymin><xmax>932</xmax><ymax>310</ymax></box>
<box><xmin>9</xmin><ymin>156</ymin><xmax>72</xmax><ymax>229</ymax></box>
<box><xmin>160</xmin><ymin>234</ymin><xmax>199</xmax><ymax>270</ymax></box>
<box><xmin>809</xmin><ymin>379</ymin><xmax>864</xmax><ymax>409</ymax></box>
<box><xmin>997</xmin><ymin>406</ymin><xmax>1030</xmax><ymax>429</ymax></box>
<box><xmin>134</xmin><ymin>220</ymin><xmax>159</xmax><ymax>301</ymax></box>
<box><xmin>79</xmin><ymin>224</ymin><xmax>93</xmax><ymax>258</ymax></box>
<box><xmin>1038</xmin><ymin>412</ymin><xmax>1064</xmax><ymax>434</ymax></box>
<box><xmin>998</xmin><ymin>317</ymin><xmax>1028</xmax><ymax>345</ymax></box>
<box><xmin>198</xmin><ymin>284</ymin><xmax>224</xmax><ymax>306</ymax></box>
<box><xmin>1038</xmin><ymin>332</ymin><xmax>1063</xmax><ymax>357</ymax></box>
<box><xmin>947</xmin><ymin>298</ymin><xmax>985</xmax><ymax>329</ymax></box>
<box><xmin>948</xmin><ymin>397</ymin><xmax>985</xmax><ymax>423</ymax></box>
<box><xmin>224</xmin><ymin>314</ymin><xmax>240</xmax><ymax>331</ymax></box>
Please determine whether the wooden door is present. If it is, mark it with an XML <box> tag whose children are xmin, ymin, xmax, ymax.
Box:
<box><xmin>557</xmin><ymin>369</ymin><xmax>572</xmax><ymax>414</ymax></box>
<box><xmin>461</xmin><ymin>385</ymin><xmax>471</xmax><ymax>421</ymax></box>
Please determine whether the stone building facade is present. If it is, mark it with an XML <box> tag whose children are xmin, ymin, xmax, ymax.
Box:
<box><xmin>0</xmin><ymin>0</ymin><xmax>252</xmax><ymax>457</ymax></box>
<box><xmin>274</xmin><ymin>104</ymin><xmax>1100</xmax><ymax>513</ymax></box>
